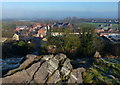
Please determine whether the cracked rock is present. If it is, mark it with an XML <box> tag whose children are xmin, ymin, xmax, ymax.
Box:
<box><xmin>2</xmin><ymin>70</ymin><xmax>31</xmax><ymax>83</ymax></box>
<box><xmin>54</xmin><ymin>53</ymin><xmax>67</xmax><ymax>61</ymax></box>
<box><xmin>2</xmin><ymin>53</ymin><xmax>85</xmax><ymax>84</ymax></box>
<box><xmin>67</xmin><ymin>68</ymin><xmax>86</xmax><ymax>83</ymax></box>
<box><xmin>60</xmin><ymin>58</ymin><xmax>73</xmax><ymax>77</ymax></box>
<box><xmin>47</xmin><ymin>70</ymin><xmax>61</xmax><ymax>83</ymax></box>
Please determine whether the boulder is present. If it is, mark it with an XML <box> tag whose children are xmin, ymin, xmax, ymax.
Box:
<box><xmin>94</xmin><ymin>51</ymin><xmax>101</xmax><ymax>58</ymax></box>
<box><xmin>42</xmin><ymin>54</ymin><xmax>54</xmax><ymax>61</ymax></box>
<box><xmin>47</xmin><ymin>70</ymin><xmax>61</xmax><ymax>83</ymax></box>
<box><xmin>33</xmin><ymin>58</ymin><xmax>59</xmax><ymax>83</ymax></box>
<box><xmin>33</xmin><ymin>61</ymin><xmax>50</xmax><ymax>83</ymax></box>
<box><xmin>19</xmin><ymin>54</ymin><xmax>38</xmax><ymax>69</ymax></box>
<box><xmin>47</xmin><ymin>58</ymin><xmax>59</xmax><ymax>74</ymax></box>
<box><xmin>60</xmin><ymin>58</ymin><xmax>73</xmax><ymax>77</ymax></box>
<box><xmin>6</xmin><ymin>54</ymin><xmax>41</xmax><ymax>76</ymax></box>
<box><xmin>77</xmin><ymin>67</ymin><xmax>86</xmax><ymax>72</ymax></box>
<box><xmin>12</xmin><ymin>33</ymin><xmax>19</xmax><ymax>41</ymax></box>
<box><xmin>2</xmin><ymin>70</ymin><xmax>30</xmax><ymax>83</ymax></box>
<box><xmin>67</xmin><ymin>68</ymin><xmax>86</xmax><ymax>83</ymax></box>
<box><xmin>54</xmin><ymin>53</ymin><xmax>67</xmax><ymax>61</ymax></box>
<box><xmin>26</xmin><ymin>61</ymin><xmax>41</xmax><ymax>78</ymax></box>
<box><xmin>47</xmin><ymin>45</ymin><xmax>57</xmax><ymax>53</ymax></box>
<box><xmin>2</xmin><ymin>53</ymin><xmax>85</xmax><ymax>84</ymax></box>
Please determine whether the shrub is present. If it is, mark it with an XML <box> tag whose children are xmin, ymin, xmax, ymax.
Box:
<box><xmin>78</xmin><ymin>24</ymin><xmax>104</xmax><ymax>57</ymax></box>
<box><xmin>44</xmin><ymin>28</ymin><xmax>80</xmax><ymax>55</ymax></box>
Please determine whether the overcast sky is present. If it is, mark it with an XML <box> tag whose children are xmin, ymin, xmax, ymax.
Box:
<box><xmin>2</xmin><ymin>2</ymin><xmax>118</xmax><ymax>19</ymax></box>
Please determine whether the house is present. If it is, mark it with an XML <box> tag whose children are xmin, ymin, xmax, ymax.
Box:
<box><xmin>107</xmin><ymin>28</ymin><xmax>113</xmax><ymax>32</ymax></box>
<box><xmin>47</xmin><ymin>25</ymin><xmax>51</xmax><ymax>30</ymax></box>
<box><xmin>63</xmin><ymin>23</ymin><xmax>69</xmax><ymax>26</ymax></box>
<box><xmin>29</xmin><ymin>27</ymin><xmax>33</xmax><ymax>32</ymax></box>
<box><xmin>109</xmin><ymin>24</ymin><xmax>112</xmax><ymax>27</ymax></box>
<box><xmin>15</xmin><ymin>28</ymin><xmax>20</xmax><ymax>32</ymax></box>
<box><xmin>16</xmin><ymin>26</ymin><xmax>27</xmax><ymax>31</ymax></box>
<box><xmin>37</xmin><ymin>29</ymin><xmax>47</xmax><ymax>38</ymax></box>
<box><xmin>52</xmin><ymin>23</ymin><xmax>57</xmax><ymax>28</ymax></box>
<box><xmin>98</xmin><ymin>24</ymin><xmax>103</xmax><ymax>27</ymax></box>
<box><xmin>99</xmin><ymin>32</ymin><xmax>109</xmax><ymax>36</ymax></box>
<box><xmin>95</xmin><ymin>28</ymin><xmax>105</xmax><ymax>33</ymax></box>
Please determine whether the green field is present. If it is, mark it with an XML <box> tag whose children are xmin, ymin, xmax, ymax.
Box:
<box><xmin>85</xmin><ymin>22</ymin><xmax>119</xmax><ymax>29</ymax></box>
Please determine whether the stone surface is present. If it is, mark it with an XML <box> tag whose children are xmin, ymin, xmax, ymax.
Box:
<box><xmin>33</xmin><ymin>61</ymin><xmax>50</xmax><ymax>83</ymax></box>
<box><xmin>33</xmin><ymin>57</ymin><xmax>59</xmax><ymax>83</ymax></box>
<box><xmin>60</xmin><ymin>58</ymin><xmax>73</xmax><ymax>77</ymax></box>
<box><xmin>47</xmin><ymin>58</ymin><xmax>59</xmax><ymax>74</ymax></box>
<box><xmin>67</xmin><ymin>68</ymin><xmax>86</xmax><ymax>83</ymax></box>
<box><xmin>54</xmin><ymin>53</ymin><xmax>67</xmax><ymax>61</ymax></box>
<box><xmin>94</xmin><ymin>51</ymin><xmax>101</xmax><ymax>58</ymax></box>
<box><xmin>47</xmin><ymin>45</ymin><xmax>57</xmax><ymax>53</ymax></box>
<box><xmin>2</xmin><ymin>53</ymin><xmax>85</xmax><ymax>84</ymax></box>
<box><xmin>2</xmin><ymin>70</ymin><xmax>30</xmax><ymax>83</ymax></box>
<box><xmin>19</xmin><ymin>54</ymin><xmax>37</xmax><ymax>69</ymax></box>
<box><xmin>77</xmin><ymin>67</ymin><xmax>86</xmax><ymax>73</ymax></box>
<box><xmin>42</xmin><ymin>54</ymin><xmax>54</xmax><ymax>61</ymax></box>
<box><xmin>47</xmin><ymin>70</ymin><xmax>61</xmax><ymax>83</ymax></box>
<box><xmin>6</xmin><ymin>54</ymin><xmax>40</xmax><ymax>76</ymax></box>
<box><xmin>12</xmin><ymin>33</ymin><xmax>19</xmax><ymax>40</ymax></box>
<box><xmin>26</xmin><ymin>61</ymin><xmax>41</xmax><ymax>78</ymax></box>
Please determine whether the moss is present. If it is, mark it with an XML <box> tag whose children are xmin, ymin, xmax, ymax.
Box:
<box><xmin>83</xmin><ymin>58</ymin><xmax>120</xmax><ymax>84</ymax></box>
<box><xmin>83</xmin><ymin>72</ymin><xmax>94</xmax><ymax>83</ymax></box>
<box><xmin>111</xmin><ymin>69</ymin><xmax>120</xmax><ymax>78</ymax></box>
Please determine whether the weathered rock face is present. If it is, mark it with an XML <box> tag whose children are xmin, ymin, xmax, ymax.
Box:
<box><xmin>68</xmin><ymin>68</ymin><xmax>86</xmax><ymax>83</ymax></box>
<box><xmin>5</xmin><ymin>54</ymin><xmax>41</xmax><ymax>76</ymax></box>
<box><xmin>2</xmin><ymin>70</ymin><xmax>31</xmax><ymax>83</ymax></box>
<box><xmin>60</xmin><ymin>58</ymin><xmax>73</xmax><ymax>77</ymax></box>
<box><xmin>2</xmin><ymin>53</ymin><xmax>86</xmax><ymax>84</ymax></box>
<box><xmin>46</xmin><ymin>70</ymin><xmax>61</xmax><ymax>83</ymax></box>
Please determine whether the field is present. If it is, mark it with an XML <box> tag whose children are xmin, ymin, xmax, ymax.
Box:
<box><xmin>85</xmin><ymin>22</ymin><xmax>119</xmax><ymax>29</ymax></box>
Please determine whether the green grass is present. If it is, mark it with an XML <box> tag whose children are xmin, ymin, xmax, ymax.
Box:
<box><xmin>84</xmin><ymin>22</ymin><xmax>118</xmax><ymax>29</ymax></box>
<box><xmin>83</xmin><ymin>58</ymin><xmax>120</xmax><ymax>84</ymax></box>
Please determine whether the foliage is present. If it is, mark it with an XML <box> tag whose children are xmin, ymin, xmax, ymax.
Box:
<box><xmin>17</xmin><ymin>41</ymin><xmax>25</xmax><ymax>46</ymax></box>
<box><xmin>83</xmin><ymin>58</ymin><xmax>120</xmax><ymax>84</ymax></box>
<box><xmin>78</xmin><ymin>24</ymin><xmax>104</xmax><ymax>57</ymax></box>
<box><xmin>103</xmin><ymin>42</ymin><xmax>120</xmax><ymax>56</ymax></box>
<box><xmin>44</xmin><ymin>28</ymin><xmax>80</xmax><ymax>54</ymax></box>
<box><xmin>2</xmin><ymin>40</ymin><xmax>35</xmax><ymax>58</ymax></box>
<box><xmin>45</xmin><ymin>24</ymin><xmax>104</xmax><ymax>57</ymax></box>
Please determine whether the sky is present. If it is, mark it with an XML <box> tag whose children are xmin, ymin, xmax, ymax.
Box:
<box><xmin>2</xmin><ymin>0</ymin><xmax>120</xmax><ymax>2</ymax></box>
<box><xmin>2</xmin><ymin>2</ymin><xmax>118</xmax><ymax>19</ymax></box>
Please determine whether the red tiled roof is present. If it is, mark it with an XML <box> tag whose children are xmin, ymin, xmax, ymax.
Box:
<box><xmin>16</xmin><ymin>28</ymin><xmax>20</xmax><ymax>31</ymax></box>
<box><xmin>38</xmin><ymin>29</ymin><xmax>46</xmax><ymax>36</ymax></box>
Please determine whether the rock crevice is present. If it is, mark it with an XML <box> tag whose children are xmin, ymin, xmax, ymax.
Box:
<box><xmin>2</xmin><ymin>53</ymin><xmax>86</xmax><ymax>84</ymax></box>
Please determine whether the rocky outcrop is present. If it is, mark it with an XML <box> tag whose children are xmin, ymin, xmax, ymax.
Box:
<box><xmin>2</xmin><ymin>53</ymin><xmax>86</xmax><ymax>84</ymax></box>
<box><xmin>5</xmin><ymin>54</ymin><xmax>41</xmax><ymax>76</ymax></box>
<box><xmin>68</xmin><ymin>67</ymin><xmax>86</xmax><ymax>83</ymax></box>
